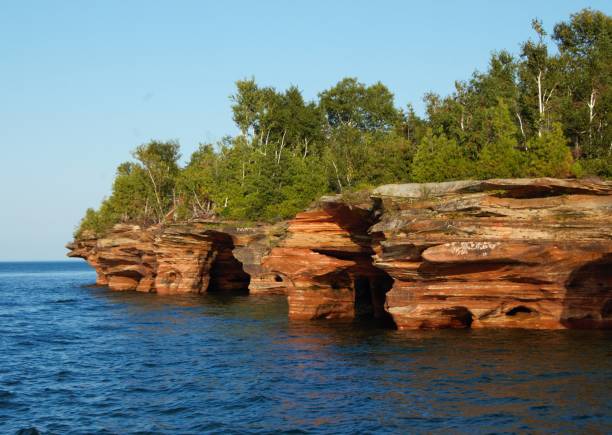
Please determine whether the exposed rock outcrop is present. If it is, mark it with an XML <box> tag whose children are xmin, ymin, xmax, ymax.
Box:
<box><xmin>371</xmin><ymin>178</ymin><xmax>612</xmax><ymax>329</ymax></box>
<box><xmin>263</xmin><ymin>196</ymin><xmax>393</xmax><ymax>322</ymax></box>
<box><xmin>68</xmin><ymin>178</ymin><xmax>612</xmax><ymax>330</ymax></box>
<box><xmin>67</xmin><ymin>230</ymin><xmax>108</xmax><ymax>286</ymax></box>
<box><xmin>68</xmin><ymin>224</ymin><xmax>157</xmax><ymax>291</ymax></box>
<box><xmin>67</xmin><ymin>221</ymin><xmax>283</xmax><ymax>295</ymax></box>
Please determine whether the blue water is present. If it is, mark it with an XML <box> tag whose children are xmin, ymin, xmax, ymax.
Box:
<box><xmin>0</xmin><ymin>262</ymin><xmax>610</xmax><ymax>434</ymax></box>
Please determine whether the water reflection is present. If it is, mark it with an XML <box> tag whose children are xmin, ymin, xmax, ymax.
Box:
<box><xmin>1</xmin><ymin>264</ymin><xmax>610</xmax><ymax>434</ymax></box>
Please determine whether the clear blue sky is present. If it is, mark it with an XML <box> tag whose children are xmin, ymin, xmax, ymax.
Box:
<box><xmin>1</xmin><ymin>0</ymin><xmax>609</xmax><ymax>260</ymax></box>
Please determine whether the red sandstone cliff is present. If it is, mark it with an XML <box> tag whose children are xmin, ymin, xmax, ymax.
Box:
<box><xmin>263</xmin><ymin>196</ymin><xmax>393</xmax><ymax>321</ymax></box>
<box><xmin>67</xmin><ymin>221</ymin><xmax>284</xmax><ymax>295</ymax></box>
<box><xmin>67</xmin><ymin>178</ymin><xmax>612</xmax><ymax>330</ymax></box>
<box><xmin>67</xmin><ymin>224</ymin><xmax>157</xmax><ymax>290</ymax></box>
<box><xmin>370</xmin><ymin>178</ymin><xmax>612</xmax><ymax>329</ymax></box>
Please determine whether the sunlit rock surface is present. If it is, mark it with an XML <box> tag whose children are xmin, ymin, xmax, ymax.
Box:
<box><xmin>67</xmin><ymin>221</ymin><xmax>286</xmax><ymax>295</ymax></box>
<box><xmin>67</xmin><ymin>178</ymin><xmax>612</xmax><ymax>330</ymax></box>
<box><xmin>371</xmin><ymin>178</ymin><xmax>612</xmax><ymax>329</ymax></box>
<box><xmin>263</xmin><ymin>197</ymin><xmax>393</xmax><ymax>322</ymax></box>
<box><xmin>68</xmin><ymin>224</ymin><xmax>157</xmax><ymax>291</ymax></box>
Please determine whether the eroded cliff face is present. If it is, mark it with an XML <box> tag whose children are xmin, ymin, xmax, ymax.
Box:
<box><xmin>68</xmin><ymin>224</ymin><xmax>157</xmax><ymax>291</ymax></box>
<box><xmin>67</xmin><ymin>221</ymin><xmax>284</xmax><ymax>295</ymax></box>
<box><xmin>263</xmin><ymin>197</ymin><xmax>393</xmax><ymax>322</ymax></box>
<box><xmin>371</xmin><ymin>178</ymin><xmax>612</xmax><ymax>329</ymax></box>
<box><xmin>68</xmin><ymin>178</ymin><xmax>612</xmax><ymax>330</ymax></box>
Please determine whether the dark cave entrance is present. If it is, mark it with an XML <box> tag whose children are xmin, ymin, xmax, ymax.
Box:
<box><xmin>601</xmin><ymin>300</ymin><xmax>612</xmax><ymax>319</ymax></box>
<box><xmin>354</xmin><ymin>277</ymin><xmax>373</xmax><ymax>317</ymax></box>
<box><xmin>353</xmin><ymin>272</ymin><xmax>395</xmax><ymax>327</ymax></box>
<box><xmin>506</xmin><ymin>305</ymin><xmax>536</xmax><ymax>317</ymax></box>
<box><xmin>442</xmin><ymin>307</ymin><xmax>474</xmax><ymax>328</ymax></box>
<box><xmin>562</xmin><ymin>254</ymin><xmax>612</xmax><ymax>328</ymax></box>
<box><xmin>205</xmin><ymin>233</ymin><xmax>251</xmax><ymax>293</ymax></box>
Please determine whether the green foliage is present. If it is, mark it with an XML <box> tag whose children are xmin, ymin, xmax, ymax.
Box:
<box><xmin>231</xmin><ymin>79</ymin><xmax>324</xmax><ymax>156</ymax></box>
<box><xmin>478</xmin><ymin>137</ymin><xmax>522</xmax><ymax>179</ymax></box>
<box><xmin>476</xmin><ymin>100</ymin><xmax>523</xmax><ymax>178</ymax></box>
<box><xmin>553</xmin><ymin>9</ymin><xmax>611</xmax><ymax>158</ymax></box>
<box><xmin>319</xmin><ymin>78</ymin><xmax>399</xmax><ymax>132</ymax></box>
<box><xmin>411</xmin><ymin>131</ymin><xmax>473</xmax><ymax>182</ymax></box>
<box><xmin>175</xmin><ymin>144</ymin><xmax>217</xmax><ymax>220</ymax></box>
<box><xmin>524</xmin><ymin>123</ymin><xmax>574</xmax><ymax>177</ymax></box>
<box><xmin>74</xmin><ymin>208</ymin><xmax>101</xmax><ymax>238</ymax></box>
<box><xmin>75</xmin><ymin>9</ymin><xmax>611</xmax><ymax>238</ymax></box>
<box><xmin>263</xmin><ymin>153</ymin><xmax>327</xmax><ymax>220</ymax></box>
<box><xmin>577</xmin><ymin>157</ymin><xmax>612</xmax><ymax>178</ymax></box>
<box><xmin>132</xmin><ymin>140</ymin><xmax>181</xmax><ymax>222</ymax></box>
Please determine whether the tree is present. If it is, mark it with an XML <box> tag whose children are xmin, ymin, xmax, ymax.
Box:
<box><xmin>231</xmin><ymin>80</ymin><xmax>325</xmax><ymax>158</ymax></box>
<box><xmin>74</xmin><ymin>208</ymin><xmax>101</xmax><ymax>238</ymax></box>
<box><xmin>423</xmin><ymin>91</ymin><xmax>467</xmax><ymax>147</ymax></box>
<box><xmin>519</xmin><ymin>19</ymin><xmax>563</xmax><ymax>137</ymax></box>
<box><xmin>176</xmin><ymin>144</ymin><xmax>217</xmax><ymax>219</ymax></box>
<box><xmin>74</xmin><ymin>8</ymin><xmax>612</xmax><ymax>239</ymax></box>
<box><xmin>230</xmin><ymin>78</ymin><xmax>262</xmax><ymax>139</ymax></box>
<box><xmin>319</xmin><ymin>78</ymin><xmax>399</xmax><ymax>132</ymax></box>
<box><xmin>553</xmin><ymin>9</ymin><xmax>611</xmax><ymax>159</ymax></box>
<box><xmin>524</xmin><ymin>123</ymin><xmax>573</xmax><ymax>177</ymax></box>
<box><xmin>477</xmin><ymin>100</ymin><xmax>523</xmax><ymax>179</ymax></box>
<box><xmin>105</xmin><ymin>162</ymin><xmax>152</xmax><ymax>224</ymax></box>
<box><xmin>411</xmin><ymin>131</ymin><xmax>473</xmax><ymax>182</ymax></box>
<box><xmin>133</xmin><ymin>140</ymin><xmax>181</xmax><ymax>223</ymax></box>
<box><xmin>398</xmin><ymin>104</ymin><xmax>428</xmax><ymax>145</ymax></box>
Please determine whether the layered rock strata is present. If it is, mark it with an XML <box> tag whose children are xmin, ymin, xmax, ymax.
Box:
<box><xmin>67</xmin><ymin>221</ymin><xmax>284</xmax><ymax>295</ymax></box>
<box><xmin>371</xmin><ymin>178</ymin><xmax>612</xmax><ymax>329</ymax></box>
<box><xmin>263</xmin><ymin>196</ymin><xmax>393</xmax><ymax>321</ymax></box>
<box><xmin>67</xmin><ymin>224</ymin><xmax>157</xmax><ymax>291</ymax></box>
<box><xmin>67</xmin><ymin>178</ymin><xmax>612</xmax><ymax>330</ymax></box>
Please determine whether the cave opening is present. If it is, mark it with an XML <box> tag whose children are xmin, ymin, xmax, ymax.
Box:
<box><xmin>354</xmin><ymin>277</ymin><xmax>372</xmax><ymax>318</ymax></box>
<box><xmin>442</xmin><ymin>306</ymin><xmax>474</xmax><ymax>328</ymax></box>
<box><xmin>353</xmin><ymin>272</ymin><xmax>395</xmax><ymax>328</ymax></box>
<box><xmin>506</xmin><ymin>305</ymin><xmax>535</xmax><ymax>317</ymax></box>
<box><xmin>562</xmin><ymin>255</ymin><xmax>612</xmax><ymax>328</ymax></box>
<box><xmin>205</xmin><ymin>233</ymin><xmax>251</xmax><ymax>293</ymax></box>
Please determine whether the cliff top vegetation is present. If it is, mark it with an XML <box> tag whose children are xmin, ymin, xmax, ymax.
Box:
<box><xmin>75</xmin><ymin>8</ymin><xmax>611</xmax><ymax>238</ymax></box>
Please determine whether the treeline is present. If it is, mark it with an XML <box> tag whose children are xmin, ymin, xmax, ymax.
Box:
<box><xmin>76</xmin><ymin>9</ymin><xmax>611</xmax><ymax>237</ymax></box>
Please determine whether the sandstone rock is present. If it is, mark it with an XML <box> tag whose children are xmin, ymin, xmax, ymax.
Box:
<box><xmin>230</xmin><ymin>223</ymin><xmax>288</xmax><ymax>295</ymax></box>
<box><xmin>67</xmin><ymin>178</ymin><xmax>612</xmax><ymax>331</ymax></box>
<box><xmin>371</xmin><ymin>178</ymin><xmax>612</xmax><ymax>329</ymax></box>
<box><xmin>78</xmin><ymin>224</ymin><xmax>158</xmax><ymax>291</ymax></box>
<box><xmin>153</xmin><ymin>223</ymin><xmax>219</xmax><ymax>294</ymax></box>
<box><xmin>66</xmin><ymin>230</ymin><xmax>108</xmax><ymax>286</ymax></box>
<box><xmin>263</xmin><ymin>201</ymin><xmax>393</xmax><ymax>321</ymax></box>
<box><xmin>67</xmin><ymin>221</ymin><xmax>280</xmax><ymax>295</ymax></box>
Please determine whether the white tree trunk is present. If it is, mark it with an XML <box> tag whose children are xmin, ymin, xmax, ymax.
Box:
<box><xmin>537</xmin><ymin>71</ymin><xmax>543</xmax><ymax>137</ymax></box>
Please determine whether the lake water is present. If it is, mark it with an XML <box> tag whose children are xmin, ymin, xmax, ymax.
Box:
<box><xmin>0</xmin><ymin>261</ymin><xmax>610</xmax><ymax>434</ymax></box>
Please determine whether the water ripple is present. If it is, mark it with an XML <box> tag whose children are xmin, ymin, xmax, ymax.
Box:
<box><xmin>0</xmin><ymin>261</ymin><xmax>610</xmax><ymax>434</ymax></box>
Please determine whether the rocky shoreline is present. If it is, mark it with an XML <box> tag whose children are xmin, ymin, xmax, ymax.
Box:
<box><xmin>67</xmin><ymin>178</ymin><xmax>612</xmax><ymax>330</ymax></box>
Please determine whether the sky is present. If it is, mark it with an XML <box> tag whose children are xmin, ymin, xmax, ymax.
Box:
<box><xmin>1</xmin><ymin>0</ymin><xmax>610</xmax><ymax>261</ymax></box>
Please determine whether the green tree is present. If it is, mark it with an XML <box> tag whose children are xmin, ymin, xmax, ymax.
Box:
<box><xmin>74</xmin><ymin>208</ymin><xmax>101</xmax><ymax>238</ymax></box>
<box><xmin>411</xmin><ymin>131</ymin><xmax>473</xmax><ymax>182</ymax></box>
<box><xmin>477</xmin><ymin>100</ymin><xmax>523</xmax><ymax>179</ymax></box>
<box><xmin>553</xmin><ymin>9</ymin><xmax>611</xmax><ymax>160</ymax></box>
<box><xmin>230</xmin><ymin>78</ymin><xmax>263</xmax><ymax>139</ymax></box>
<box><xmin>176</xmin><ymin>144</ymin><xmax>217</xmax><ymax>219</ymax></box>
<box><xmin>524</xmin><ymin>123</ymin><xmax>573</xmax><ymax>177</ymax></box>
<box><xmin>133</xmin><ymin>140</ymin><xmax>181</xmax><ymax>223</ymax></box>
<box><xmin>519</xmin><ymin>19</ymin><xmax>564</xmax><ymax>137</ymax></box>
<box><xmin>319</xmin><ymin>78</ymin><xmax>399</xmax><ymax>132</ymax></box>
